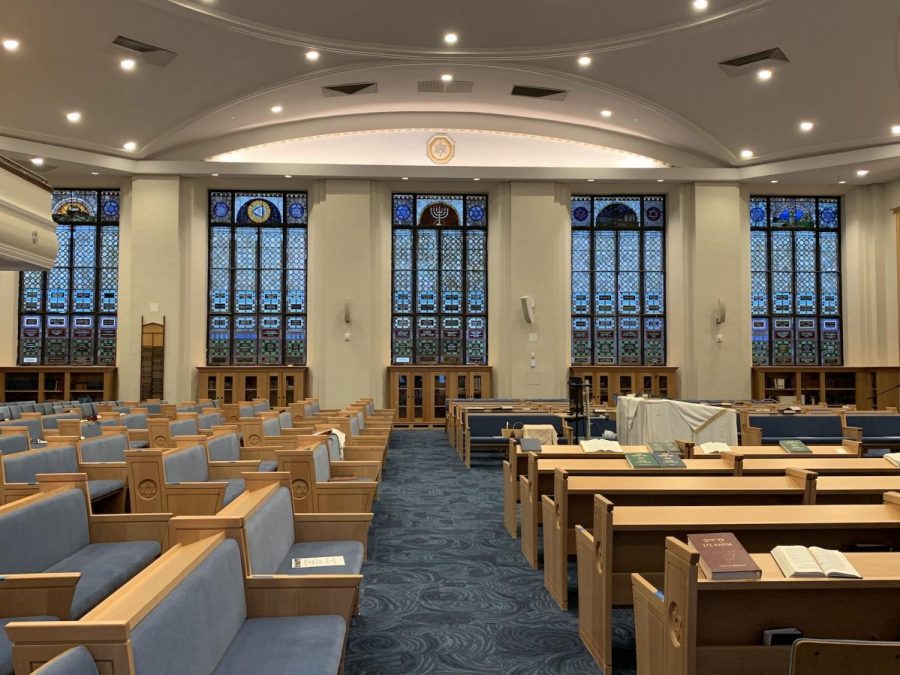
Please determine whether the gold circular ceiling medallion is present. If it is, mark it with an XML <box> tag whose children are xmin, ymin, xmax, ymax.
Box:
<box><xmin>427</xmin><ymin>134</ymin><xmax>455</xmax><ymax>165</ymax></box>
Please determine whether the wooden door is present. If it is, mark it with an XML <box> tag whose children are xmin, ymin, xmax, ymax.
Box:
<box><xmin>392</xmin><ymin>371</ymin><xmax>416</xmax><ymax>424</ymax></box>
<box><xmin>430</xmin><ymin>372</ymin><xmax>449</xmax><ymax>423</ymax></box>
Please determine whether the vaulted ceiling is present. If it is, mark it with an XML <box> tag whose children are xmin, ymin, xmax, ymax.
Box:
<box><xmin>1</xmin><ymin>0</ymin><xmax>899</xmax><ymax>183</ymax></box>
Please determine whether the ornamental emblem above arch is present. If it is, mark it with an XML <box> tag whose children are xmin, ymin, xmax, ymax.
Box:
<box><xmin>426</xmin><ymin>134</ymin><xmax>455</xmax><ymax>165</ymax></box>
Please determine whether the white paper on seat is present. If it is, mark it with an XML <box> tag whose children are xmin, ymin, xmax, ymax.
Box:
<box><xmin>292</xmin><ymin>556</ymin><xmax>346</xmax><ymax>569</ymax></box>
<box><xmin>616</xmin><ymin>397</ymin><xmax>738</xmax><ymax>446</ymax></box>
<box><xmin>523</xmin><ymin>424</ymin><xmax>557</xmax><ymax>446</ymax></box>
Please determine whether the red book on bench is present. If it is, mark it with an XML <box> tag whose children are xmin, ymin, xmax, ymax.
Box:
<box><xmin>687</xmin><ymin>532</ymin><xmax>762</xmax><ymax>580</ymax></box>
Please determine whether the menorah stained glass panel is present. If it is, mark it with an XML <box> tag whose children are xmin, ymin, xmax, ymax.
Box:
<box><xmin>748</xmin><ymin>196</ymin><xmax>842</xmax><ymax>365</ymax></box>
<box><xmin>391</xmin><ymin>193</ymin><xmax>488</xmax><ymax>364</ymax></box>
<box><xmin>571</xmin><ymin>195</ymin><xmax>666</xmax><ymax>365</ymax></box>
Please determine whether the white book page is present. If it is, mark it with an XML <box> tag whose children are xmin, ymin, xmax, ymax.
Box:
<box><xmin>772</xmin><ymin>545</ymin><xmax>823</xmax><ymax>577</ymax></box>
<box><xmin>809</xmin><ymin>547</ymin><xmax>862</xmax><ymax>578</ymax></box>
<box><xmin>698</xmin><ymin>442</ymin><xmax>731</xmax><ymax>455</ymax></box>
<box><xmin>291</xmin><ymin>556</ymin><xmax>345</xmax><ymax>569</ymax></box>
<box><xmin>580</xmin><ymin>439</ymin><xmax>623</xmax><ymax>453</ymax></box>
<box><xmin>884</xmin><ymin>453</ymin><xmax>900</xmax><ymax>467</ymax></box>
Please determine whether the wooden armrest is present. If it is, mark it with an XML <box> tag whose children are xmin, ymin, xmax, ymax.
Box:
<box><xmin>0</xmin><ymin>573</ymin><xmax>81</xmax><ymax>620</ymax></box>
<box><xmin>244</xmin><ymin>574</ymin><xmax>361</xmax><ymax>620</ymax></box>
<box><xmin>88</xmin><ymin>513</ymin><xmax>172</xmax><ymax>549</ymax></box>
<box><xmin>293</xmin><ymin>513</ymin><xmax>373</xmax><ymax>551</ymax></box>
<box><xmin>237</xmin><ymin>447</ymin><xmax>278</xmax><ymax>461</ymax></box>
<box><xmin>842</xmin><ymin>425</ymin><xmax>863</xmax><ymax>441</ymax></box>
<box><xmin>208</xmin><ymin>461</ymin><xmax>262</xmax><ymax>480</ymax></box>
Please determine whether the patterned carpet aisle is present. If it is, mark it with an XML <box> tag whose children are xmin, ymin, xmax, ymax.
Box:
<box><xmin>344</xmin><ymin>430</ymin><xmax>637</xmax><ymax>674</ymax></box>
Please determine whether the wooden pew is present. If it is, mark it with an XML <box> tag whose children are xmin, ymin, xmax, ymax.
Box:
<box><xmin>632</xmin><ymin>536</ymin><xmax>900</xmax><ymax>675</ymax></box>
<box><xmin>689</xmin><ymin>440</ymin><xmax>862</xmax><ymax>459</ymax></box>
<box><xmin>576</xmin><ymin>492</ymin><xmax>900</xmax><ymax>675</ymax></box>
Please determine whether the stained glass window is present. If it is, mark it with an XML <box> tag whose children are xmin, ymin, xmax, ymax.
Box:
<box><xmin>18</xmin><ymin>189</ymin><xmax>120</xmax><ymax>366</ymax></box>
<box><xmin>392</xmin><ymin>193</ymin><xmax>487</xmax><ymax>364</ymax></box>
<box><xmin>207</xmin><ymin>191</ymin><xmax>308</xmax><ymax>365</ymax></box>
<box><xmin>750</xmin><ymin>196</ymin><xmax>842</xmax><ymax>366</ymax></box>
<box><xmin>571</xmin><ymin>195</ymin><xmax>666</xmax><ymax>365</ymax></box>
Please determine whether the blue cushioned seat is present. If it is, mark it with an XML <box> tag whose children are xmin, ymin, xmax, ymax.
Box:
<box><xmin>239</xmin><ymin>405</ymin><xmax>254</xmax><ymax>418</ymax></box>
<box><xmin>33</xmin><ymin>645</ymin><xmax>99</xmax><ymax>675</ymax></box>
<box><xmin>0</xmin><ymin>417</ymin><xmax>44</xmax><ymax>443</ymax></box>
<box><xmin>468</xmin><ymin>413</ymin><xmax>567</xmax><ymax>446</ymax></box>
<box><xmin>169</xmin><ymin>419</ymin><xmax>199</xmax><ymax>437</ymax></box>
<box><xmin>45</xmin><ymin>541</ymin><xmax>161</xmax><ymax>619</ymax></box>
<box><xmin>87</xmin><ymin>479</ymin><xmax>125</xmax><ymax>501</ymax></box>
<box><xmin>750</xmin><ymin>415</ymin><xmax>843</xmax><ymax>445</ymax></box>
<box><xmin>207</xmin><ymin>434</ymin><xmax>241</xmax><ymax>462</ymax></box>
<box><xmin>197</xmin><ymin>412</ymin><xmax>223</xmax><ymax>430</ymax></box>
<box><xmin>846</xmin><ymin>415</ymin><xmax>900</xmax><ymax>444</ymax></box>
<box><xmin>80</xmin><ymin>422</ymin><xmax>101</xmax><ymax>439</ymax></box>
<box><xmin>0</xmin><ymin>406</ymin><xmax>11</xmax><ymax>421</ymax></box>
<box><xmin>79</xmin><ymin>435</ymin><xmax>129</xmax><ymax>463</ymax></box>
<box><xmin>223</xmin><ymin>479</ymin><xmax>245</xmax><ymax>506</ymax></box>
<box><xmin>163</xmin><ymin>445</ymin><xmax>209</xmax><ymax>483</ymax></box>
<box><xmin>252</xmin><ymin>401</ymin><xmax>270</xmax><ymax>414</ymax></box>
<box><xmin>262</xmin><ymin>417</ymin><xmax>281</xmax><ymax>436</ymax></box>
<box><xmin>3</xmin><ymin>445</ymin><xmax>80</xmax><ymax>483</ymax></box>
<box><xmin>212</xmin><ymin>615</ymin><xmax>345</xmax><ymax>675</ymax></box>
<box><xmin>275</xmin><ymin>541</ymin><xmax>363</xmax><ymax>575</ymax></box>
<box><xmin>130</xmin><ymin>440</ymin><xmax>150</xmax><ymax>449</ymax></box>
<box><xmin>0</xmin><ymin>433</ymin><xmax>29</xmax><ymax>455</ymax></box>
<box><xmin>312</xmin><ymin>444</ymin><xmax>332</xmax><ymax>482</ymax></box>
<box><xmin>40</xmin><ymin>413</ymin><xmax>81</xmax><ymax>431</ymax></box>
<box><xmin>303</xmin><ymin>404</ymin><xmax>314</xmax><ymax>417</ymax></box>
<box><xmin>1</xmin><ymin>617</ymin><xmax>57</xmax><ymax>675</ymax></box>
<box><xmin>144</xmin><ymin>403</ymin><xmax>162</xmax><ymax>415</ymax></box>
<box><xmin>256</xmin><ymin>460</ymin><xmax>278</xmax><ymax>472</ymax></box>
<box><xmin>122</xmin><ymin>413</ymin><xmax>148</xmax><ymax>431</ymax></box>
<box><xmin>277</xmin><ymin>410</ymin><xmax>292</xmax><ymax>430</ymax></box>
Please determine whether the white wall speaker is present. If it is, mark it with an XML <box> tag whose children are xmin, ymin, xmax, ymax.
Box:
<box><xmin>520</xmin><ymin>295</ymin><xmax>536</xmax><ymax>324</ymax></box>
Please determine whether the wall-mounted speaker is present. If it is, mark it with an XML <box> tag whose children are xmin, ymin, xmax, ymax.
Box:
<box><xmin>520</xmin><ymin>295</ymin><xmax>536</xmax><ymax>324</ymax></box>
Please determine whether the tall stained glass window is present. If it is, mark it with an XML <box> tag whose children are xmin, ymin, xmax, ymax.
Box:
<box><xmin>571</xmin><ymin>195</ymin><xmax>666</xmax><ymax>366</ymax></box>
<box><xmin>18</xmin><ymin>189</ymin><xmax>120</xmax><ymax>366</ymax></box>
<box><xmin>207</xmin><ymin>190</ymin><xmax>308</xmax><ymax>366</ymax></box>
<box><xmin>391</xmin><ymin>193</ymin><xmax>488</xmax><ymax>365</ymax></box>
<box><xmin>750</xmin><ymin>196</ymin><xmax>842</xmax><ymax>366</ymax></box>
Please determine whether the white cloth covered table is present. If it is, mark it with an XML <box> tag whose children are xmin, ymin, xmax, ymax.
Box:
<box><xmin>616</xmin><ymin>397</ymin><xmax>738</xmax><ymax>446</ymax></box>
<box><xmin>522</xmin><ymin>424</ymin><xmax>558</xmax><ymax>446</ymax></box>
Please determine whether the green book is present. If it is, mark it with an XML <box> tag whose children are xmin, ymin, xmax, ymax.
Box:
<box><xmin>625</xmin><ymin>452</ymin><xmax>660</xmax><ymax>468</ymax></box>
<box><xmin>648</xmin><ymin>441</ymin><xmax>680</xmax><ymax>455</ymax></box>
<box><xmin>780</xmin><ymin>439</ymin><xmax>813</xmax><ymax>454</ymax></box>
<box><xmin>654</xmin><ymin>452</ymin><xmax>687</xmax><ymax>468</ymax></box>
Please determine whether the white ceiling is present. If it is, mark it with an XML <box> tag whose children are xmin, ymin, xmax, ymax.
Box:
<box><xmin>0</xmin><ymin>0</ymin><xmax>899</xmax><ymax>184</ymax></box>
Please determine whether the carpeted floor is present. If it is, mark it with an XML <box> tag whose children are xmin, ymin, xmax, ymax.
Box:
<box><xmin>344</xmin><ymin>430</ymin><xmax>638</xmax><ymax>674</ymax></box>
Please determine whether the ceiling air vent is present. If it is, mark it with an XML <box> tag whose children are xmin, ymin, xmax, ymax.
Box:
<box><xmin>417</xmin><ymin>80</ymin><xmax>474</xmax><ymax>93</ymax></box>
<box><xmin>511</xmin><ymin>85</ymin><xmax>567</xmax><ymax>101</ymax></box>
<box><xmin>110</xmin><ymin>35</ymin><xmax>177</xmax><ymax>67</ymax></box>
<box><xmin>718</xmin><ymin>48</ymin><xmax>789</xmax><ymax>77</ymax></box>
<box><xmin>321</xmin><ymin>83</ymin><xmax>378</xmax><ymax>97</ymax></box>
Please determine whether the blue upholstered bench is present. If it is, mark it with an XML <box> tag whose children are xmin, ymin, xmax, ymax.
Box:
<box><xmin>1</xmin><ymin>444</ymin><xmax>124</xmax><ymax>503</ymax></box>
<box><xmin>845</xmin><ymin>414</ymin><xmax>900</xmax><ymax>451</ymax></box>
<box><xmin>121</xmin><ymin>413</ymin><xmax>150</xmax><ymax>448</ymax></box>
<box><xmin>39</xmin><ymin>413</ymin><xmax>81</xmax><ymax>431</ymax></box>
<box><xmin>31</xmin><ymin>646</ymin><xmax>99</xmax><ymax>674</ymax></box>
<box><xmin>252</xmin><ymin>401</ymin><xmax>270</xmax><ymax>415</ymax></box>
<box><xmin>244</xmin><ymin>486</ymin><xmax>363</xmax><ymax>576</ymax></box>
<box><xmin>0</xmin><ymin>417</ymin><xmax>46</xmax><ymax>447</ymax></box>
<box><xmin>0</xmin><ymin>433</ymin><xmax>29</xmax><ymax>456</ymax></box>
<box><xmin>207</xmin><ymin>432</ymin><xmax>277</xmax><ymax>472</ymax></box>
<box><xmin>198</xmin><ymin>411</ymin><xmax>224</xmax><ymax>430</ymax></box>
<box><xmin>164</xmin><ymin>444</ymin><xmax>244</xmax><ymax>507</ymax></box>
<box><xmin>746</xmin><ymin>414</ymin><xmax>845</xmax><ymax>445</ymax></box>
<box><xmin>311</xmin><ymin>444</ymin><xmax>374</xmax><ymax>485</ymax></box>
<box><xmin>78</xmin><ymin>434</ymin><xmax>131</xmax><ymax>463</ymax></box>
<box><xmin>0</xmin><ymin>488</ymin><xmax>162</xmax><ymax>671</ymax></box>
<box><xmin>143</xmin><ymin>402</ymin><xmax>162</xmax><ymax>415</ymax></box>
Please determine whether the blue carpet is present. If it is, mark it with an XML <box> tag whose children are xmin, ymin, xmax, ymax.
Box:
<box><xmin>344</xmin><ymin>430</ymin><xmax>637</xmax><ymax>674</ymax></box>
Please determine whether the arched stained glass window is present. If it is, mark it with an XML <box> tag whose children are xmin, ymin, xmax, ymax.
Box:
<box><xmin>18</xmin><ymin>189</ymin><xmax>120</xmax><ymax>366</ymax></box>
<box><xmin>207</xmin><ymin>190</ymin><xmax>308</xmax><ymax>365</ymax></box>
<box><xmin>571</xmin><ymin>195</ymin><xmax>666</xmax><ymax>366</ymax></box>
<box><xmin>391</xmin><ymin>193</ymin><xmax>487</xmax><ymax>365</ymax></box>
<box><xmin>750</xmin><ymin>195</ymin><xmax>842</xmax><ymax>366</ymax></box>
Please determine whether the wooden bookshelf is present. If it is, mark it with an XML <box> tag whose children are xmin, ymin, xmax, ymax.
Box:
<box><xmin>569</xmin><ymin>366</ymin><xmax>678</xmax><ymax>405</ymax></box>
<box><xmin>0</xmin><ymin>366</ymin><xmax>117</xmax><ymax>402</ymax></box>
<box><xmin>751</xmin><ymin>366</ymin><xmax>900</xmax><ymax>410</ymax></box>
<box><xmin>196</xmin><ymin>366</ymin><xmax>307</xmax><ymax>407</ymax></box>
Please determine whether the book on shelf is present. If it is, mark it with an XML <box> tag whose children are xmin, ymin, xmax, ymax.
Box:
<box><xmin>770</xmin><ymin>545</ymin><xmax>862</xmax><ymax>579</ymax></box>
<box><xmin>884</xmin><ymin>453</ymin><xmax>900</xmax><ymax>467</ymax></box>
<box><xmin>779</xmin><ymin>439</ymin><xmax>812</xmax><ymax>454</ymax></box>
<box><xmin>687</xmin><ymin>532</ymin><xmax>762</xmax><ymax>580</ymax></box>
<box><xmin>697</xmin><ymin>442</ymin><xmax>731</xmax><ymax>455</ymax></box>
<box><xmin>580</xmin><ymin>438</ymin><xmax>623</xmax><ymax>453</ymax></box>
<box><xmin>647</xmin><ymin>441</ymin><xmax>680</xmax><ymax>455</ymax></box>
<box><xmin>625</xmin><ymin>452</ymin><xmax>685</xmax><ymax>469</ymax></box>
<box><xmin>763</xmin><ymin>628</ymin><xmax>803</xmax><ymax>646</ymax></box>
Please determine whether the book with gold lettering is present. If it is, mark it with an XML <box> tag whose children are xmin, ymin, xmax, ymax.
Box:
<box><xmin>688</xmin><ymin>532</ymin><xmax>762</xmax><ymax>580</ymax></box>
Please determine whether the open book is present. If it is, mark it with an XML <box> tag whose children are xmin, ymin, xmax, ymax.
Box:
<box><xmin>771</xmin><ymin>546</ymin><xmax>861</xmax><ymax>579</ymax></box>
<box><xmin>579</xmin><ymin>438</ymin><xmax>623</xmax><ymax>453</ymax></box>
<box><xmin>697</xmin><ymin>442</ymin><xmax>731</xmax><ymax>455</ymax></box>
<box><xmin>884</xmin><ymin>453</ymin><xmax>900</xmax><ymax>467</ymax></box>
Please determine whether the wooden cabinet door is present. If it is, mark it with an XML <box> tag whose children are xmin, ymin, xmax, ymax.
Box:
<box><xmin>392</xmin><ymin>371</ymin><xmax>416</xmax><ymax>424</ymax></box>
<box><xmin>430</xmin><ymin>372</ymin><xmax>449</xmax><ymax>423</ymax></box>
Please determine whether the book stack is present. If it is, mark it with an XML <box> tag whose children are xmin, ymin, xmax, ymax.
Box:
<box><xmin>687</xmin><ymin>532</ymin><xmax>762</xmax><ymax>580</ymax></box>
<box><xmin>625</xmin><ymin>452</ymin><xmax>686</xmax><ymax>468</ymax></box>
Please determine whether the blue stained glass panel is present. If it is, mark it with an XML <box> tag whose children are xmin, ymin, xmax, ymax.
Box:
<box><xmin>235</xmin><ymin>230</ymin><xmax>258</xmax><ymax>269</ymax></box>
<box><xmin>617</xmin><ymin>272</ymin><xmax>640</xmax><ymax>315</ymax></box>
<box><xmin>417</xmin><ymin>195</ymin><xmax>464</xmax><ymax>227</ymax></box>
<box><xmin>571</xmin><ymin>197</ymin><xmax>592</xmax><ymax>227</ymax></box>
<box><xmin>285</xmin><ymin>193</ymin><xmax>308</xmax><ymax>224</ymax></box>
<box><xmin>466</xmin><ymin>271</ymin><xmax>486</xmax><ymax>314</ymax></box>
<box><xmin>210</xmin><ymin>192</ymin><xmax>232</xmax><ymax>223</ymax></box>
<box><xmin>465</xmin><ymin>195</ymin><xmax>487</xmax><ymax>227</ymax></box>
<box><xmin>750</xmin><ymin>198</ymin><xmax>768</xmax><ymax>228</ymax></box>
<box><xmin>818</xmin><ymin>198</ymin><xmax>839</xmax><ymax>229</ymax></box>
<box><xmin>392</xmin><ymin>194</ymin><xmax>415</xmax><ymax>226</ymax></box>
<box><xmin>594</xmin><ymin>272</ymin><xmax>616</xmax><ymax>315</ymax></box>
<box><xmin>595</xmin><ymin>198</ymin><xmax>641</xmax><ymax>228</ymax></box>
<box><xmin>393</xmin><ymin>230</ymin><xmax>413</xmax><ymax>269</ymax></box>
<box><xmin>260</xmin><ymin>229</ymin><xmax>283</xmax><ymax>268</ymax></box>
<box><xmin>572</xmin><ymin>272</ymin><xmax>591</xmax><ymax>314</ymax></box>
<box><xmin>417</xmin><ymin>230</ymin><xmax>438</xmax><ymax>269</ymax></box>
<box><xmin>751</xmin><ymin>272</ymin><xmax>768</xmax><ymax>315</ymax></box>
<box><xmin>644</xmin><ymin>231</ymin><xmax>663</xmax><ymax>271</ymax></box>
<box><xmin>466</xmin><ymin>231</ymin><xmax>486</xmax><ymax>269</ymax></box>
<box><xmin>643</xmin><ymin>197</ymin><xmax>665</xmax><ymax>228</ymax></box>
<box><xmin>286</xmin><ymin>229</ymin><xmax>306</xmax><ymax>268</ymax></box>
<box><xmin>594</xmin><ymin>231</ymin><xmax>616</xmax><ymax>271</ymax></box>
<box><xmin>819</xmin><ymin>232</ymin><xmax>838</xmax><ymax>272</ymax></box>
<box><xmin>771</xmin><ymin>231</ymin><xmax>793</xmax><ymax>271</ymax></box>
<box><xmin>417</xmin><ymin>270</ymin><xmax>438</xmax><ymax>313</ymax></box>
<box><xmin>234</xmin><ymin>192</ymin><xmax>284</xmax><ymax>224</ymax></box>
<box><xmin>618</xmin><ymin>231</ymin><xmax>640</xmax><ymax>271</ymax></box>
<box><xmin>750</xmin><ymin>231</ymin><xmax>767</xmax><ymax>272</ymax></box>
<box><xmin>52</xmin><ymin>190</ymin><xmax>97</xmax><ymax>223</ymax></box>
<box><xmin>795</xmin><ymin>231</ymin><xmax>816</xmax><ymax>271</ymax></box>
<box><xmin>572</xmin><ymin>231</ymin><xmax>591</xmax><ymax>272</ymax></box>
<box><xmin>644</xmin><ymin>272</ymin><xmax>664</xmax><ymax>314</ymax></box>
<box><xmin>100</xmin><ymin>191</ymin><xmax>120</xmax><ymax>222</ymax></box>
<box><xmin>393</xmin><ymin>270</ymin><xmax>413</xmax><ymax>313</ymax></box>
<box><xmin>441</xmin><ymin>230</ymin><xmax>464</xmax><ymax>270</ymax></box>
<box><xmin>441</xmin><ymin>270</ymin><xmax>463</xmax><ymax>314</ymax></box>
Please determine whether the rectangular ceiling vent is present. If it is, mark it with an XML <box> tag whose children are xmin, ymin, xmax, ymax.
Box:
<box><xmin>511</xmin><ymin>85</ymin><xmax>567</xmax><ymax>101</ymax></box>
<box><xmin>718</xmin><ymin>48</ymin><xmax>789</xmax><ymax>77</ymax></box>
<box><xmin>321</xmin><ymin>82</ymin><xmax>378</xmax><ymax>97</ymax></box>
<box><xmin>417</xmin><ymin>80</ymin><xmax>474</xmax><ymax>93</ymax></box>
<box><xmin>111</xmin><ymin>35</ymin><xmax>177</xmax><ymax>67</ymax></box>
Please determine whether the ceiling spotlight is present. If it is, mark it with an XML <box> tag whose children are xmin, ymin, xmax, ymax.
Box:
<box><xmin>305</xmin><ymin>50</ymin><xmax>320</xmax><ymax>61</ymax></box>
<box><xmin>211</xmin><ymin>173</ymin><xmax>219</xmax><ymax>177</ymax></box>
<box><xmin>120</xmin><ymin>58</ymin><xmax>136</xmax><ymax>71</ymax></box>
<box><xmin>66</xmin><ymin>111</ymin><xmax>82</xmax><ymax>123</ymax></box>
<box><xmin>444</xmin><ymin>32</ymin><xmax>458</xmax><ymax>45</ymax></box>
<box><xmin>600</xmin><ymin>109</ymin><xmax>612</xmax><ymax>118</ymax></box>
<box><xmin>2</xmin><ymin>38</ymin><xmax>20</xmax><ymax>51</ymax></box>
<box><xmin>90</xmin><ymin>171</ymin><xmax>99</xmax><ymax>175</ymax></box>
<box><xmin>30</xmin><ymin>157</ymin><xmax>44</xmax><ymax>167</ymax></box>
<box><xmin>756</xmin><ymin>68</ymin><xmax>773</xmax><ymax>82</ymax></box>
<box><xmin>284</xmin><ymin>175</ymin><xmax>292</xmax><ymax>178</ymax></box>
<box><xmin>123</xmin><ymin>141</ymin><xmax>137</xmax><ymax>151</ymax></box>
<box><xmin>799</xmin><ymin>121</ymin><xmax>814</xmax><ymax>132</ymax></box>
<box><xmin>856</xmin><ymin>169</ymin><xmax>869</xmax><ymax>177</ymax></box>
<box><xmin>441</xmin><ymin>73</ymin><xmax>453</xmax><ymax>82</ymax></box>
<box><xmin>692</xmin><ymin>0</ymin><xmax>709</xmax><ymax>9</ymax></box>
<box><xmin>587</xmin><ymin>179</ymin><xmax>595</xmax><ymax>182</ymax></box>
<box><xmin>740</xmin><ymin>149</ymin><xmax>754</xmax><ymax>159</ymax></box>
<box><xmin>838</xmin><ymin>180</ymin><xmax>847</xmax><ymax>184</ymax></box>
<box><xmin>473</xmin><ymin>177</ymin><xmax>480</xmax><ymax>181</ymax></box>
<box><xmin>271</xmin><ymin>105</ymin><xmax>283</xmax><ymax>113</ymax></box>
<box><xmin>578</xmin><ymin>55</ymin><xmax>592</xmax><ymax>67</ymax></box>
<box><xmin>770</xmin><ymin>179</ymin><xmax>779</xmax><ymax>183</ymax></box>
<box><xmin>892</xmin><ymin>125</ymin><xmax>900</xmax><ymax>135</ymax></box>
<box><xmin>401</xmin><ymin>177</ymin><xmax>409</xmax><ymax>181</ymax></box>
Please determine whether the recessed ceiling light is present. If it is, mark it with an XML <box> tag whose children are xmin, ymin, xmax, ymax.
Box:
<box><xmin>90</xmin><ymin>171</ymin><xmax>99</xmax><ymax>175</ymax></box>
<box><xmin>799</xmin><ymin>121</ymin><xmax>814</xmax><ymax>132</ymax></box>
<box><xmin>120</xmin><ymin>58</ymin><xmax>136</xmax><ymax>71</ymax></box>
<box><xmin>692</xmin><ymin>0</ymin><xmax>709</xmax><ymax>10</ymax></box>
<box><xmin>401</xmin><ymin>177</ymin><xmax>409</xmax><ymax>181</ymax></box>
<box><xmin>600</xmin><ymin>109</ymin><xmax>612</xmax><ymax>118</ymax></box>
<box><xmin>285</xmin><ymin>175</ymin><xmax>292</xmax><ymax>178</ymax></box>
<box><xmin>892</xmin><ymin>125</ymin><xmax>900</xmax><ymax>135</ymax></box>
<box><xmin>577</xmin><ymin>55</ymin><xmax>592</xmax><ymax>67</ymax></box>
<box><xmin>441</xmin><ymin>73</ymin><xmax>453</xmax><ymax>82</ymax></box>
<box><xmin>587</xmin><ymin>179</ymin><xmax>595</xmax><ymax>182</ymax></box>
<box><xmin>473</xmin><ymin>178</ymin><xmax>480</xmax><ymax>181</ymax></box>
<box><xmin>123</xmin><ymin>141</ymin><xmax>137</xmax><ymax>151</ymax></box>
<box><xmin>756</xmin><ymin>68</ymin><xmax>773</xmax><ymax>82</ymax></box>
<box><xmin>838</xmin><ymin>180</ymin><xmax>847</xmax><ymax>184</ymax></box>
<box><xmin>740</xmin><ymin>149</ymin><xmax>754</xmax><ymax>159</ymax></box>
<box><xmin>271</xmin><ymin>105</ymin><xmax>283</xmax><ymax>113</ymax></box>
<box><xmin>770</xmin><ymin>179</ymin><xmax>779</xmax><ymax>184</ymax></box>
<box><xmin>305</xmin><ymin>50</ymin><xmax>320</xmax><ymax>61</ymax></box>
<box><xmin>657</xmin><ymin>179</ymin><xmax>665</xmax><ymax>183</ymax></box>
<box><xmin>856</xmin><ymin>169</ymin><xmax>869</xmax><ymax>177</ymax></box>
<box><xmin>211</xmin><ymin>173</ymin><xmax>219</xmax><ymax>177</ymax></box>
<box><xmin>66</xmin><ymin>111</ymin><xmax>82</xmax><ymax>123</ymax></box>
<box><xmin>444</xmin><ymin>32</ymin><xmax>458</xmax><ymax>45</ymax></box>
<box><xmin>3</xmin><ymin>38</ymin><xmax>20</xmax><ymax>51</ymax></box>
<box><xmin>30</xmin><ymin>157</ymin><xmax>44</xmax><ymax>167</ymax></box>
